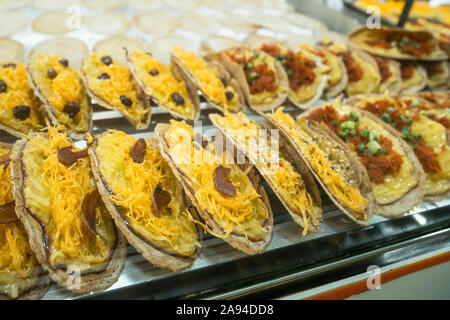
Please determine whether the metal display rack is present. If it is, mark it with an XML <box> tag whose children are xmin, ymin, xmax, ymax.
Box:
<box><xmin>1</xmin><ymin>0</ymin><xmax>448</xmax><ymax>299</ymax></box>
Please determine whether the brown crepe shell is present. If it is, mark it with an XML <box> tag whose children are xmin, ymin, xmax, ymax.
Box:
<box><xmin>89</xmin><ymin>133</ymin><xmax>202</xmax><ymax>271</ymax></box>
<box><xmin>10</xmin><ymin>133</ymin><xmax>127</xmax><ymax>293</ymax></box>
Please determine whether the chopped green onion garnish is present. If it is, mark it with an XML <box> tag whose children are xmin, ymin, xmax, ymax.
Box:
<box><xmin>400</xmin><ymin>115</ymin><xmax>412</xmax><ymax>123</ymax></box>
<box><xmin>401</xmin><ymin>127</ymin><xmax>411</xmax><ymax>141</ymax></box>
<box><xmin>341</xmin><ymin>121</ymin><xmax>355</xmax><ymax>129</ymax></box>
<box><xmin>413</xmin><ymin>133</ymin><xmax>422</xmax><ymax>140</ymax></box>
<box><xmin>360</xmin><ymin>129</ymin><xmax>370</xmax><ymax>138</ymax></box>
<box><xmin>349</xmin><ymin>111</ymin><xmax>360</xmax><ymax>121</ymax></box>
<box><xmin>357</xmin><ymin>143</ymin><xmax>366</xmax><ymax>151</ymax></box>
<box><xmin>381</xmin><ymin>113</ymin><xmax>392</xmax><ymax>123</ymax></box>
<box><xmin>367</xmin><ymin>140</ymin><xmax>381</xmax><ymax>154</ymax></box>
<box><xmin>369</xmin><ymin>130</ymin><xmax>378</xmax><ymax>141</ymax></box>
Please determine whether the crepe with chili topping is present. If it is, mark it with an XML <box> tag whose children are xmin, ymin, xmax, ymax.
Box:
<box><xmin>347</xmin><ymin>94</ymin><xmax>450</xmax><ymax>202</ymax></box>
<box><xmin>10</xmin><ymin>127</ymin><xmax>127</xmax><ymax>293</ymax></box>
<box><xmin>348</xmin><ymin>27</ymin><xmax>448</xmax><ymax>61</ymax></box>
<box><xmin>126</xmin><ymin>49</ymin><xmax>200</xmax><ymax>121</ymax></box>
<box><xmin>81</xmin><ymin>52</ymin><xmax>151</xmax><ymax>129</ymax></box>
<box><xmin>422</xmin><ymin>61</ymin><xmax>450</xmax><ymax>90</ymax></box>
<box><xmin>155</xmin><ymin>120</ymin><xmax>273</xmax><ymax>254</ymax></box>
<box><xmin>89</xmin><ymin>130</ymin><xmax>202</xmax><ymax>271</ymax></box>
<box><xmin>28</xmin><ymin>54</ymin><xmax>91</xmax><ymax>138</ymax></box>
<box><xmin>399</xmin><ymin>62</ymin><xmax>427</xmax><ymax>94</ymax></box>
<box><xmin>259</xmin><ymin>107</ymin><xmax>373</xmax><ymax>225</ymax></box>
<box><xmin>171</xmin><ymin>47</ymin><xmax>244</xmax><ymax>113</ymax></box>
<box><xmin>255</xmin><ymin>43</ymin><xmax>329</xmax><ymax>109</ymax></box>
<box><xmin>325</xmin><ymin>43</ymin><xmax>381</xmax><ymax>96</ymax></box>
<box><xmin>0</xmin><ymin>143</ymin><xmax>49</xmax><ymax>300</ymax></box>
<box><xmin>396</xmin><ymin>93</ymin><xmax>450</xmax><ymax>132</ymax></box>
<box><xmin>372</xmin><ymin>56</ymin><xmax>401</xmax><ymax>94</ymax></box>
<box><xmin>0</xmin><ymin>62</ymin><xmax>44</xmax><ymax>138</ymax></box>
<box><xmin>302</xmin><ymin>100</ymin><xmax>425</xmax><ymax>217</ymax></box>
<box><xmin>301</xmin><ymin>45</ymin><xmax>348</xmax><ymax>99</ymax></box>
<box><xmin>218</xmin><ymin>47</ymin><xmax>289</xmax><ymax>112</ymax></box>
<box><xmin>209</xmin><ymin>112</ymin><xmax>322</xmax><ymax>235</ymax></box>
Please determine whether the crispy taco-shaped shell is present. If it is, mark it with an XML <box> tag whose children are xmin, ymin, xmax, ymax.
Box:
<box><xmin>126</xmin><ymin>49</ymin><xmax>200</xmax><ymax>122</ymax></box>
<box><xmin>348</xmin><ymin>27</ymin><xmax>448</xmax><ymax>61</ymax></box>
<box><xmin>209</xmin><ymin>112</ymin><xmax>322</xmax><ymax>234</ymax></box>
<box><xmin>347</xmin><ymin>93</ymin><xmax>450</xmax><ymax>202</ymax></box>
<box><xmin>259</xmin><ymin>107</ymin><xmax>373</xmax><ymax>225</ymax></box>
<box><xmin>302</xmin><ymin>101</ymin><xmax>426</xmax><ymax>217</ymax></box>
<box><xmin>10</xmin><ymin>130</ymin><xmax>127</xmax><ymax>293</ymax></box>
<box><xmin>89</xmin><ymin>130</ymin><xmax>202</xmax><ymax>271</ymax></box>
<box><xmin>325</xmin><ymin>43</ymin><xmax>382</xmax><ymax>96</ymax></box>
<box><xmin>27</xmin><ymin>54</ymin><xmax>92</xmax><ymax>139</ymax></box>
<box><xmin>155</xmin><ymin>121</ymin><xmax>273</xmax><ymax>254</ymax></box>
<box><xmin>373</xmin><ymin>56</ymin><xmax>402</xmax><ymax>95</ymax></box>
<box><xmin>218</xmin><ymin>47</ymin><xmax>289</xmax><ymax>112</ymax></box>
<box><xmin>170</xmin><ymin>47</ymin><xmax>244</xmax><ymax>113</ymax></box>
<box><xmin>399</xmin><ymin>62</ymin><xmax>427</xmax><ymax>94</ymax></box>
<box><xmin>81</xmin><ymin>52</ymin><xmax>151</xmax><ymax>130</ymax></box>
<box><xmin>0</xmin><ymin>63</ymin><xmax>45</xmax><ymax>138</ymax></box>
<box><xmin>255</xmin><ymin>43</ymin><xmax>328</xmax><ymax>110</ymax></box>
<box><xmin>0</xmin><ymin>143</ymin><xmax>50</xmax><ymax>300</ymax></box>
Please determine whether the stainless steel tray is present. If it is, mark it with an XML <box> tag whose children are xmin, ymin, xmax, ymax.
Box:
<box><xmin>1</xmin><ymin>0</ymin><xmax>449</xmax><ymax>300</ymax></box>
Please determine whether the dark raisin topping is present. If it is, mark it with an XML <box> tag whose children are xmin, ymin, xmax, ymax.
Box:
<box><xmin>3</xmin><ymin>63</ymin><xmax>16</xmax><ymax>68</ymax></box>
<box><xmin>64</xmin><ymin>101</ymin><xmax>81</xmax><ymax>118</ymax></box>
<box><xmin>47</xmin><ymin>68</ymin><xmax>58</xmax><ymax>79</ymax></box>
<box><xmin>57</xmin><ymin>146</ymin><xmax>89</xmax><ymax>166</ymax></box>
<box><xmin>59</xmin><ymin>58</ymin><xmax>69</xmax><ymax>67</ymax></box>
<box><xmin>101</xmin><ymin>55</ymin><xmax>113</xmax><ymax>65</ymax></box>
<box><xmin>149</xmin><ymin>69</ymin><xmax>159</xmax><ymax>76</ymax></box>
<box><xmin>171</xmin><ymin>92</ymin><xmax>185</xmax><ymax>105</ymax></box>
<box><xmin>97</xmin><ymin>72</ymin><xmax>111</xmax><ymax>80</ymax></box>
<box><xmin>151</xmin><ymin>183</ymin><xmax>171</xmax><ymax>216</ymax></box>
<box><xmin>119</xmin><ymin>95</ymin><xmax>133</xmax><ymax>107</ymax></box>
<box><xmin>225</xmin><ymin>90</ymin><xmax>234</xmax><ymax>101</ymax></box>
<box><xmin>12</xmin><ymin>105</ymin><xmax>31</xmax><ymax>120</ymax></box>
<box><xmin>0</xmin><ymin>80</ymin><xmax>7</xmax><ymax>93</ymax></box>
<box><xmin>130</xmin><ymin>138</ymin><xmax>147</xmax><ymax>163</ymax></box>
